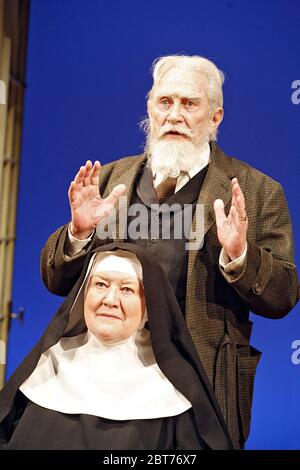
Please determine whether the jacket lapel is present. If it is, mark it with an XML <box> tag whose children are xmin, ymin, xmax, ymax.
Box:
<box><xmin>104</xmin><ymin>154</ymin><xmax>147</xmax><ymax>241</ymax></box>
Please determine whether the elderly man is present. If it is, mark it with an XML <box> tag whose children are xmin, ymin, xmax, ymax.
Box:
<box><xmin>41</xmin><ymin>55</ymin><xmax>299</xmax><ymax>449</ymax></box>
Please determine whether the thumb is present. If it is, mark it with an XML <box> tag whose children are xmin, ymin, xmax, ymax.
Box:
<box><xmin>104</xmin><ymin>184</ymin><xmax>126</xmax><ymax>206</ymax></box>
<box><xmin>113</xmin><ymin>184</ymin><xmax>126</xmax><ymax>196</ymax></box>
<box><xmin>214</xmin><ymin>199</ymin><xmax>227</xmax><ymax>225</ymax></box>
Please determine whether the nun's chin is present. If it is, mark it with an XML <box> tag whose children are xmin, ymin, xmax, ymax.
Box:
<box><xmin>88</xmin><ymin>324</ymin><xmax>135</xmax><ymax>345</ymax></box>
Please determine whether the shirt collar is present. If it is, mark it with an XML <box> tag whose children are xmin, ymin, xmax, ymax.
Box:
<box><xmin>153</xmin><ymin>141</ymin><xmax>210</xmax><ymax>190</ymax></box>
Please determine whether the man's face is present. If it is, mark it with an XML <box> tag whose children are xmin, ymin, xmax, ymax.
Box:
<box><xmin>148</xmin><ymin>68</ymin><xmax>216</xmax><ymax>146</ymax></box>
<box><xmin>84</xmin><ymin>271</ymin><xmax>145</xmax><ymax>344</ymax></box>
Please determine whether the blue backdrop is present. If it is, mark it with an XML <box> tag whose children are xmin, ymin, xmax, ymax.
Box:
<box><xmin>6</xmin><ymin>0</ymin><xmax>300</xmax><ymax>449</ymax></box>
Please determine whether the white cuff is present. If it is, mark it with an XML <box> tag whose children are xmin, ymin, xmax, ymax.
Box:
<box><xmin>219</xmin><ymin>243</ymin><xmax>247</xmax><ymax>275</ymax></box>
<box><xmin>65</xmin><ymin>224</ymin><xmax>94</xmax><ymax>257</ymax></box>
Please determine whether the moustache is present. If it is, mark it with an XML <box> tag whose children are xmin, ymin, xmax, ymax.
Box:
<box><xmin>158</xmin><ymin>126</ymin><xmax>193</xmax><ymax>138</ymax></box>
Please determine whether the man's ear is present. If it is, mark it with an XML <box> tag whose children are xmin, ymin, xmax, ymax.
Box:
<box><xmin>212</xmin><ymin>107</ymin><xmax>224</xmax><ymax>130</ymax></box>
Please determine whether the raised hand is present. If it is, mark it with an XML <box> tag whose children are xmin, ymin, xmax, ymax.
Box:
<box><xmin>68</xmin><ymin>160</ymin><xmax>126</xmax><ymax>239</ymax></box>
<box><xmin>213</xmin><ymin>178</ymin><xmax>248</xmax><ymax>260</ymax></box>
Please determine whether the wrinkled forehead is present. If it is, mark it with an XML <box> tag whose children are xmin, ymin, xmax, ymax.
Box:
<box><xmin>151</xmin><ymin>67</ymin><xmax>208</xmax><ymax>99</ymax></box>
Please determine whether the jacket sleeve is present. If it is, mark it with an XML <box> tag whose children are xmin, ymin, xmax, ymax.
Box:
<box><xmin>40</xmin><ymin>224</ymin><xmax>104</xmax><ymax>296</ymax></box>
<box><xmin>220</xmin><ymin>179</ymin><xmax>299</xmax><ymax>318</ymax></box>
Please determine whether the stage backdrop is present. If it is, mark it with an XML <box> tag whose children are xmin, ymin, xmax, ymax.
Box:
<box><xmin>6</xmin><ymin>0</ymin><xmax>300</xmax><ymax>450</ymax></box>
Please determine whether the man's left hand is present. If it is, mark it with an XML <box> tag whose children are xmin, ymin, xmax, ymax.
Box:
<box><xmin>214</xmin><ymin>178</ymin><xmax>248</xmax><ymax>261</ymax></box>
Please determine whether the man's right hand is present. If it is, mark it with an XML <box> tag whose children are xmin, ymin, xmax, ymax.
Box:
<box><xmin>68</xmin><ymin>160</ymin><xmax>126</xmax><ymax>240</ymax></box>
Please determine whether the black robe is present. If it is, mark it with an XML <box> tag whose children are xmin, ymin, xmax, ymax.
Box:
<box><xmin>0</xmin><ymin>243</ymin><xmax>233</xmax><ymax>450</ymax></box>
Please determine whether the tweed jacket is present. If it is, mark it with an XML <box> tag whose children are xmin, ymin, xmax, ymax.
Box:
<box><xmin>40</xmin><ymin>143</ymin><xmax>299</xmax><ymax>448</ymax></box>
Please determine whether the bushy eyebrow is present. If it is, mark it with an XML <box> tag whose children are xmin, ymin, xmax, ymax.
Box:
<box><xmin>155</xmin><ymin>92</ymin><xmax>201</xmax><ymax>100</ymax></box>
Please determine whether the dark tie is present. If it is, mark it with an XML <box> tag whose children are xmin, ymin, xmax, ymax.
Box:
<box><xmin>155</xmin><ymin>177</ymin><xmax>177</xmax><ymax>203</ymax></box>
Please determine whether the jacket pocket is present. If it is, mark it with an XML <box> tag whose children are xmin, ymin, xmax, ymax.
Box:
<box><xmin>214</xmin><ymin>333</ymin><xmax>234</xmax><ymax>425</ymax></box>
<box><xmin>237</xmin><ymin>346</ymin><xmax>261</xmax><ymax>441</ymax></box>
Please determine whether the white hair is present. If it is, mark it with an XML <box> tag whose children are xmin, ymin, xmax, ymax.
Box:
<box><xmin>147</xmin><ymin>54</ymin><xmax>225</xmax><ymax>141</ymax></box>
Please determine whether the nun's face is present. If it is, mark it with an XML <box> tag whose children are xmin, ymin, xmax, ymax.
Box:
<box><xmin>84</xmin><ymin>271</ymin><xmax>145</xmax><ymax>343</ymax></box>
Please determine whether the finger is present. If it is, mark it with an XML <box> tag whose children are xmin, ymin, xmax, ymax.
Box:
<box><xmin>231</xmin><ymin>177</ymin><xmax>247</xmax><ymax>220</ymax></box>
<box><xmin>68</xmin><ymin>181</ymin><xmax>76</xmax><ymax>203</ymax></box>
<box><xmin>74</xmin><ymin>165</ymin><xmax>86</xmax><ymax>185</ymax></box>
<box><xmin>231</xmin><ymin>178</ymin><xmax>245</xmax><ymax>210</ymax></box>
<box><xmin>231</xmin><ymin>198</ymin><xmax>247</xmax><ymax>224</ymax></box>
<box><xmin>235</xmin><ymin>194</ymin><xmax>247</xmax><ymax>220</ymax></box>
<box><xmin>230</xmin><ymin>178</ymin><xmax>238</xmax><ymax>207</ymax></box>
<box><xmin>214</xmin><ymin>199</ymin><xmax>227</xmax><ymax>225</ymax></box>
<box><xmin>231</xmin><ymin>204</ymin><xmax>239</xmax><ymax>222</ymax></box>
<box><xmin>103</xmin><ymin>184</ymin><xmax>126</xmax><ymax>206</ymax></box>
<box><xmin>83</xmin><ymin>160</ymin><xmax>93</xmax><ymax>186</ymax></box>
<box><xmin>232</xmin><ymin>181</ymin><xmax>244</xmax><ymax>201</ymax></box>
<box><xmin>231</xmin><ymin>178</ymin><xmax>238</xmax><ymax>207</ymax></box>
<box><xmin>91</xmin><ymin>161</ymin><xmax>101</xmax><ymax>186</ymax></box>
<box><xmin>228</xmin><ymin>203</ymin><xmax>236</xmax><ymax>222</ymax></box>
<box><xmin>230</xmin><ymin>204</ymin><xmax>246</xmax><ymax>226</ymax></box>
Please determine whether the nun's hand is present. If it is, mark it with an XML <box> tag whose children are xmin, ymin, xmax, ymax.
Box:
<box><xmin>213</xmin><ymin>178</ymin><xmax>248</xmax><ymax>260</ymax></box>
<box><xmin>68</xmin><ymin>160</ymin><xmax>126</xmax><ymax>239</ymax></box>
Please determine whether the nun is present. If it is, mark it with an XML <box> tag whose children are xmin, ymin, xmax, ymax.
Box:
<box><xmin>0</xmin><ymin>243</ymin><xmax>233</xmax><ymax>450</ymax></box>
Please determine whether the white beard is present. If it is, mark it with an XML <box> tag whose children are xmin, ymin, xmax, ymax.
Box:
<box><xmin>141</xmin><ymin>114</ymin><xmax>212</xmax><ymax>180</ymax></box>
<box><xmin>147</xmin><ymin>137</ymin><xmax>210</xmax><ymax>180</ymax></box>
